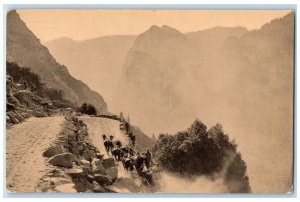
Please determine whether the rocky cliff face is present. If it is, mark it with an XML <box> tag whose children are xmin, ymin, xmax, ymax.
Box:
<box><xmin>116</xmin><ymin>24</ymin><xmax>251</xmax><ymax>134</ymax></box>
<box><xmin>7</xmin><ymin>10</ymin><xmax>108</xmax><ymax>113</ymax></box>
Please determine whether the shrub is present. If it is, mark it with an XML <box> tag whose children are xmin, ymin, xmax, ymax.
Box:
<box><xmin>79</xmin><ymin>103</ymin><xmax>97</xmax><ymax>115</ymax></box>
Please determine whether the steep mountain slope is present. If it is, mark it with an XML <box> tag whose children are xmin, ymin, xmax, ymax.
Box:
<box><xmin>7</xmin><ymin>10</ymin><xmax>107</xmax><ymax>113</ymax></box>
<box><xmin>44</xmin><ymin>35</ymin><xmax>136</xmax><ymax>110</ymax></box>
<box><xmin>219</xmin><ymin>13</ymin><xmax>294</xmax><ymax>193</ymax></box>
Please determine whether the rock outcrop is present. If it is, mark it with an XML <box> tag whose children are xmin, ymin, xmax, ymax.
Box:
<box><xmin>43</xmin><ymin>145</ymin><xmax>64</xmax><ymax>158</ymax></box>
<box><xmin>47</xmin><ymin>153</ymin><xmax>78</xmax><ymax>168</ymax></box>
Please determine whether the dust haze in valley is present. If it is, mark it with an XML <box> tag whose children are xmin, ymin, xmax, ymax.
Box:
<box><xmin>158</xmin><ymin>172</ymin><xmax>227</xmax><ymax>193</ymax></box>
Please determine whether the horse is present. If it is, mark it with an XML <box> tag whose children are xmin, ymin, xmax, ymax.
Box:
<box><xmin>104</xmin><ymin>139</ymin><xmax>113</xmax><ymax>154</ymax></box>
<box><xmin>122</xmin><ymin>156</ymin><xmax>134</xmax><ymax>172</ymax></box>
<box><xmin>114</xmin><ymin>140</ymin><xmax>122</xmax><ymax>148</ymax></box>
<box><xmin>129</xmin><ymin>147</ymin><xmax>135</xmax><ymax>156</ymax></box>
<box><xmin>129</xmin><ymin>133</ymin><xmax>136</xmax><ymax>147</ymax></box>
<box><xmin>121</xmin><ymin>146</ymin><xmax>130</xmax><ymax>154</ymax></box>
<box><xmin>111</xmin><ymin>147</ymin><xmax>122</xmax><ymax>161</ymax></box>
<box><xmin>138</xmin><ymin>163</ymin><xmax>154</xmax><ymax>186</ymax></box>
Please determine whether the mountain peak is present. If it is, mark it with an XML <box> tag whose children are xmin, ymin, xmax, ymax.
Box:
<box><xmin>161</xmin><ymin>24</ymin><xmax>176</xmax><ymax>30</ymax></box>
<box><xmin>44</xmin><ymin>37</ymin><xmax>76</xmax><ymax>46</ymax></box>
<box><xmin>148</xmin><ymin>25</ymin><xmax>160</xmax><ymax>31</ymax></box>
<box><xmin>7</xmin><ymin>9</ymin><xmax>19</xmax><ymax>18</ymax></box>
<box><xmin>146</xmin><ymin>24</ymin><xmax>182</xmax><ymax>35</ymax></box>
<box><xmin>141</xmin><ymin>24</ymin><xmax>185</xmax><ymax>41</ymax></box>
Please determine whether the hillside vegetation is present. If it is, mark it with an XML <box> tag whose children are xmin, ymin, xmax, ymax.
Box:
<box><xmin>6</xmin><ymin>62</ymin><xmax>76</xmax><ymax>126</ymax></box>
<box><xmin>154</xmin><ymin>119</ymin><xmax>251</xmax><ymax>193</ymax></box>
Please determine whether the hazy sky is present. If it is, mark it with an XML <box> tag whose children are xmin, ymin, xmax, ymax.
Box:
<box><xmin>17</xmin><ymin>10</ymin><xmax>291</xmax><ymax>42</ymax></box>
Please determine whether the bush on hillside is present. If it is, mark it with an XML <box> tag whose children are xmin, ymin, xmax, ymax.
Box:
<box><xmin>79</xmin><ymin>103</ymin><xmax>97</xmax><ymax>115</ymax></box>
<box><xmin>154</xmin><ymin>119</ymin><xmax>251</xmax><ymax>193</ymax></box>
<box><xmin>43</xmin><ymin>87</ymin><xmax>64</xmax><ymax>100</ymax></box>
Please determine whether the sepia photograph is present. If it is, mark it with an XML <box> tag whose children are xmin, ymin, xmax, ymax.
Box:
<box><xmin>5</xmin><ymin>8</ymin><xmax>294</xmax><ymax>194</ymax></box>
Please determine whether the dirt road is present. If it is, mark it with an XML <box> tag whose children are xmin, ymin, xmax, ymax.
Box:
<box><xmin>79</xmin><ymin>116</ymin><xmax>147</xmax><ymax>192</ymax></box>
<box><xmin>79</xmin><ymin>116</ymin><xmax>130</xmax><ymax>157</ymax></box>
<box><xmin>6</xmin><ymin>116</ymin><xmax>65</xmax><ymax>192</ymax></box>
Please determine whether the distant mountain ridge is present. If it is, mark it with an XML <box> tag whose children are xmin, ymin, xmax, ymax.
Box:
<box><xmin>43</xmin><ymin>25</ymin><xmax>247</xmax><ymax>113</ymax></box>
<box><xmin>45</xmin><ymin>35</ymin><xmax>136</xmax><ymax>110</ymax></box>
<box><xmin>6</xmin><ymin>10</ymin><xmax>108</xmax><ymax>113</ymax></box>
<box><xmin>115</xmin><ymin>24</ymin><xmax>251</xmax><ymax>135</ymax></box>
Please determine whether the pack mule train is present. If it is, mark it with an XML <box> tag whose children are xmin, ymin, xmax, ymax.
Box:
<box><xmin>102</xmin><ymin>117</ymin><xmax>155</xmax><ymax>187</ymax></box>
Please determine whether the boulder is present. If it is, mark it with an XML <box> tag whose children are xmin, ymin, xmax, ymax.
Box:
<box><xmin>106</xmin><ymin>166</ymin><xmax>118</xmax><ymax>179</ymax></box>
<box><xmin>81</xmin><ymin>165</ymin><xmax>91</xmax><ymax>175</ymax></box>
<box><xmin>91</xmin><ymin>158</ymin><xmax>106</xmax><ymax>175</ymax></box>
<box><xmin>47</xmin><ymin>168</ymin><xmax>64</xmax><ymax>178</ymax></box>
<box><xmin>21</xmin><ymin>112</ymin><xmax>31</xmax><ymax>119</ymax></box>
<box><xmin>7</xmin><ymin>93</ymin><xmax>21</xmax><ymax>107</ymax></box>
<box><xmin>96</xmin><ymin>152</ymin><xmax>104</xmax><ymax>160</ymax></box>
<box><xmin>102</xmin><ymin>158</ymin><xmax>116</xmax><ymax>170</ymax></box>
<box><xmin>80</xmin><ymin>159</ymin><xmax>91</xmax><ymax>172</ymax></box>
<box><xmin>14</xmin><ymin>111</ymin><xmax>24</xmax><ymax>121</ymax></box>
<box><xmin>6</xmin><ymin>116</ymin><xmax>10</xmax><ymax>123</ymax></box>
<box><xmin>104</xmin><ymin>186</ymin><xmax>118</xmax><ymax>193</ymax></box>
<box><xmin>55</xmin><ymin>183</ymin><xmax>77</xmax><ymax>193</ymax></box>
<box><xmin>86</xmin><ymin>174</ymin><xmax>94</xmax><ymax>183</ymax></box>
<box><xmin>26</xmin><ymin>109</ymin><xmax>34</xmax><ymax>116</ymax></box>
<box><xmin>7</xmin><ymin>111</ymin><xmax>19</xmax><ymax>124</ymax></box>
<box><xmin>43</xmin><ymin>145</ymin><xmax>64</xmax><ymax>158</ymax></box>
<box><xmin>6</xmin><ymin>103</ymin><xmax>16</xmax><ymax>111</ymax></box>
<box><xmin>34</xmin><ymin>110</ymin><xmax>47</xmax><ymax>117</ymax></box>
<box><xmin>47</xmin><ymin>153</ymin><xmax>77</xmax><ymax>168</ymax></box>
<box><xmin>80</xmin><ymin>159</ymin><xmax>90</xmax><ymax>167</ymax></box>
<box><xmin>49</xmin><ymin>177</ymin><xmax>72</xmax><ymax>186</ymax></box>
<box><xmin>83</xmin><ymin>149</ymin><xmax>94</xmax><ymax>161</ymax></box>
<box><xmin>66</xmin><ymin>167</ymin><xmax>86</xmax><ymax>178</ymax></box>
<box><xmin>92</xmin><ymin>181</ymin><xmax>106</xmax><ymax>193</ymax></box>
<box><xmin>80</xmin><ymin>159</ymin><xmax>92</xmax><ymax>174</ymax></box>
<box><xmin>93</xmin><ymin>174</ymin><xmax>113</xmax><ymax>186</ymax></box>
<box><xmin>6</xmin><ymin>75</ymin><xmax>13</xmax><ymax>82</ymax></box>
